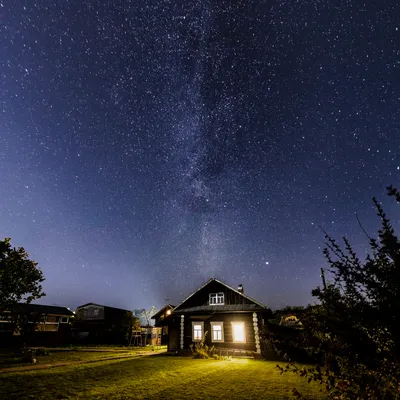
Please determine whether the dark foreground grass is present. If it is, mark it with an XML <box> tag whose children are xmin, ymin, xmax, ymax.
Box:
<box><xmin>0</xmin><ymin>355</ymin><xmax>326</xmax><ymax>399</ymax></box>
<box><xmin>0</xmin><ymin>349</ymin><xmax>152</xmax><ymax>369</ymax></box>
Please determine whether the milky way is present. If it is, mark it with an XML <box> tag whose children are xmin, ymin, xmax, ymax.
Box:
<box><xmin>0</xmin><ymin>1</ymin><xmax>399</xmax><ymax>310</ymax></box>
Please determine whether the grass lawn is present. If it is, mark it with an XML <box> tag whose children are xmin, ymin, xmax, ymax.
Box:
<box><xmin>65</xmin><ymin>345</ymin><xmax>167</xmax><ymax>351</ymax></box>
<box><xmin>0</xmin><ymin>347</ymin><xmax>163</xmax><ymax>369</ymax></box>
<box><xmin>0</xmin><ymin>355</ymin><xmax>326</xmax><ymax>399</ymax></box>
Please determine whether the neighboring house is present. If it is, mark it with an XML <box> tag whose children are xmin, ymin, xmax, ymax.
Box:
<box><xmin>0</xmin><ymin>303</ymin><xmax>74</xmax><ymax>346</ymax></box>
<box><xmin>151</xmin><ymin>304</ymin><xmax>175</xmax><ymax>345</ymax></box>
<box><xmin>72</xmin><ymin>303</ymin><xmax>133</xmax><ymax>344</ymax></box>
<box><xmin>162</xmin><ymin>278</ymin><xmax>272</xmax><ymax>354</ymax></box>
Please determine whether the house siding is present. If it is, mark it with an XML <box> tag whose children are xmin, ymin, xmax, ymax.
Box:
<box><xmin>0</xmin><ymin>306</ymin><xmax>73</xmax><ymax>348</ymax></box>
<box><xmin>73</xmin><ymin>303</ymin><xmax>133</xmax><ymax>345</ymax></box>
<box><xmin>171</xmin><ymin>312</ymin><xmax>262</xmax><ymax>352</ymax></box>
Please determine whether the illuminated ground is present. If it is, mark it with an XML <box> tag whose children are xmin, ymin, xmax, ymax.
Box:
<box><xmin>0</xmin><ymin>347</ymin><xmax>166</xmax><ymax>371</ymax></box>
<box><xmin>1</xmin><ymin>354</ymin><xmax>325</xmax><ymax>399</ymax></box>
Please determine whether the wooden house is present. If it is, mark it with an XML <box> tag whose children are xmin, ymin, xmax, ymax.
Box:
<box><xmin>0</xmin><ymin>303</ymin><xmax>74</xmax><ymax>347</ymax></box>
<box><xmin>151</xmin><ymin>304</ymin><xmax>175</xmax><ymax>345</ymax></box>
<box><xmin>72</xmin><ymin>303</ymin><xmax>133</xmax><ymax>345</ymax></box>
<box><xmin>160</xmin><ymin>278</ymin><xmax>272</xmax><ymax>354</ymax></box>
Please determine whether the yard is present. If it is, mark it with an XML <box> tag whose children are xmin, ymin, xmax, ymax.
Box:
<box><xmin>0</xmin><ymin>347</ymin><xmax>165</xmax><ymax>370</ymax></box>
<box><xmin>0</xmin><ymin>352</ymin><xmax>326</xmax><ymax>399</ymax></box>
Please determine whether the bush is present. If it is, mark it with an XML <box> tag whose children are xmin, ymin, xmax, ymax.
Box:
<box><xmin>193</xmin><ymin>350</ymin><xmax>209</xmax><ymax>359</ymax></box>
<box><xmin>190</xmin><ymin>332</ymin><xmax>217</xmax><ymax>359</ymax></box>
<box><xmin>276</xmin><ymin>185</ymin><xmax>400</xmax><ymax>399</ymax></box>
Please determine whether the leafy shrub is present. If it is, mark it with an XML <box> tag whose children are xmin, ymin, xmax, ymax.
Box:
<box><xmin>190</xmin><ymin>332</ymin><xmax>217</xmax><ymax>359</ymax></box>
<box><xmin>193</xmin><ymin>350</ymin><xmax>209</xmax><ymax>359</ymax></box>
<box><xmin>276</xmin><ymin>186</ymin><xmax>400</xmax><ymax>399</ymax></box>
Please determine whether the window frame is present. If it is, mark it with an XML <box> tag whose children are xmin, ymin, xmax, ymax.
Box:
<box><xmin>192</xmin><ymin>321</ymin><xmax>204</xmax><ymax>341</ymax></box>
<box><xmin>210</xmin><ymin>321</ymin><xmax>224</xmax><ymax>342</ymax></box>
<box><xmin>60</xmin><ymin>316</ymin><xmax>69</xmax><ymax>324</ymax></box>
<box><xmin>231</xmin><ymin>321</ymin><xmax>246</xmax><ymax>343</ymax></box>
<box><xmin>209</xmin><ymin>292</ymin><xmax>224</xmax><ymax>305</ymax></box>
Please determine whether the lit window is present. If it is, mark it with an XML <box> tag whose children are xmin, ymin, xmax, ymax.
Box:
<box><xmin>209</xmin><ymin>293</ymin><xmax>224</xmax><ymax>305</ymax></box>
<box><xmin>232</xmin><ymin>322</ymin><xmax>246</xmax><ymax>343</ymax></box>
<box><xmin>192</xmin><ymin>322</ymin><xmax>204</xmax><ymax>341</ymax></box>
<box><xmin>211</xmin><ymin>322</ymin><xmax>224</xmax><ymax>342</ymax></box>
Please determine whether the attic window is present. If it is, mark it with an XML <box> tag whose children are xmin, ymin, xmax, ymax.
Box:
<box><xmin>209</xmin><ymin>293</ymin><xmax>224</xmax><ymax>305</ymax></box>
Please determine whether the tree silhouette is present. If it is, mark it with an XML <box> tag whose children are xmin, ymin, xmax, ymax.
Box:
<box><xmin>0</xmin><ymin>237</ymin><xmax>45</xmax><ymax>311</ymax></box>
<box><xmin>277</xmin><ymin>186</ymin><xmax>400</xmax><ymax>399</ymax></box>
<box><xmin>0</xmin><ymin>237</ymin><xmax>45</xmax><ymax>346</ymax></box>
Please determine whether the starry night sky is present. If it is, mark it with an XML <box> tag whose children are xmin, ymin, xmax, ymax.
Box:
<box><xmin>1</xmin><ymin>1</ymin><xmax>399</xmax><ymax>311</ymax></box>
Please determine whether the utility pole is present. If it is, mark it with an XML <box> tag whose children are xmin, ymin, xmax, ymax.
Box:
<box><xmin>320</xmin><ymin>267</ymin><xmax>327</xmax><ymax>290</ymax></box>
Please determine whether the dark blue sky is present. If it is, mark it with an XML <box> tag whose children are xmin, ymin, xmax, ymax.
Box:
<box><xmin>1</xmin><ymin>1</ymin><xmax>399</xmax><ymax>311</ymax></box>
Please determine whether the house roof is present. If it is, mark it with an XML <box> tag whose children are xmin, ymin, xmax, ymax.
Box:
<box><xmin>76</xmin><ymin>303</ymin><xmax>131</xmax><ymax>313</ymax></box>
<box><xmin>76</xmin><ymin>303</ymin><xmax>104</xmax><ymax>308</ymax></box>
<box><xmin>175</xmin><ymin>304</ymin><xmax>266</xmax><ymax>313</ymax></box>
<box><xmin>173</xmin><ymin>278</ymin><xmax>268</xmax><ymax>312</ymax></box>
<box><xmin>151</xmin><ymin>304</ymin><xmax>175</xmax><ymax>319</ymax></box>
<box><xmin>15</xmin><ymin>303</ymin><xmax>74</xmax><ymax>316</ymax></box>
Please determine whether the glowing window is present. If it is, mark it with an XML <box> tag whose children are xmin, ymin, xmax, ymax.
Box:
<box><xmin>232</xmin><ymin>322</ymin><xmax>246</xmax><ymax>343</ymax></box>
<box><xmin>192</xmin><ymin>322</ymin><xmax>204</xmax><ymax>341</ymax></box>
<box><xmin>211</xmin><ymin>322</ymin><xmax>224</xmax><ymax>342</ymax></box>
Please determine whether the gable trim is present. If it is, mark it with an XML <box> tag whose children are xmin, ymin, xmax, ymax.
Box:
<box><xmin>173</xmin><ymin>278</ymin><xmax>267</xmax><ymax>311</ymax></box>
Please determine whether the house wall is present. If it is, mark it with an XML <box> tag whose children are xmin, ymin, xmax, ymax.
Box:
<box><xmin>0</xmin><ymin>313</ymin><xmax>72</xmax><ymax>347</ymax></box>
<box><xmin>160</xmin><ymin>325</ymin><xmax>169</xmax><ymax>345</ymax></box>
<box><xmin>75</xmin><ymin>305</ymin><xmax>105</xmax><ymax>321</ymax></box>
<box><xmin>169</xmin><ymin>312</ymin><xmax>263</xmax><ymax>352</ymax></box>
<box><xmin>168</xmin><ymin>322</ymin><xmax>180</xmax><ymax>351</ymax></box>
<box><xmin>73</xmin><ymin>305</ymin><xmax>134</xmax><ymax>345</ymax></box>
<box><xmin>104</xmin><ymin>306</ymin><xmax>132</xmax><ymax>326</ymax></box>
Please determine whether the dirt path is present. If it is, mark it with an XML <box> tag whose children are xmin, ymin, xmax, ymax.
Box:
<box><xmin>0</xmin><ymin>350</ymin><xmax>167</xmax><ymax>374</ymax></box>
